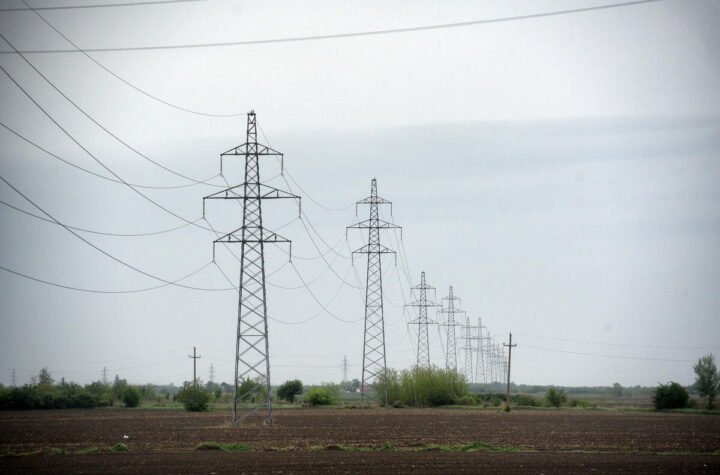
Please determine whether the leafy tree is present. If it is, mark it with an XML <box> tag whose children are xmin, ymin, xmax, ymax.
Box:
<box><xmin>653</xmin><ymin>382</ymin><xmax>688</xmax><ymax>410</ymax></box>
<box><xmin>237</xmin><ymin>377</ymin><xmax>266</xmax><ymax>403</ymax></box>
<box><xmin>112</xmin><ymin>375</ymin><xmax>129</xmax><ymax>403</ymax></box>
<box><xmin>693</xmin><ymin>354</ymin><xmax>720</xmax><ymax>409</ymax></box>
<box><xmin>277</xmin><ymin>380</ymin><xmax>303</xmax><ymax>403</ymax></box>
<box><xmin>121</xmin><ymin>386</ymin><xmax>141</xmax><ymax>408</ymax></box>
<box><xmin>305</xmin><ymin>384</ymin><xmax>340</xmax><ymax>406</ymax></box>
<box><xmin>38</xmin><ymin>367</ymin><xmax>54</xmax><ymax>386</ymax></box>
<box><xmin>176</xmin><ymin>383</ymin><xmax>211</xmax><ymax>411</ymax></box>
<box><xmin>545</xmin><ymin>387</ymin><xmax>567</xmax><ymax>408</ymax></box>
<box><xmin>612</xmin><ymin>383</ymin><xmax>623</xmax><ymax>398</ymax></box>
<box><xmin>340</xmin><ymin>379</ymin><xmax>361</xmax><ymax>392</ymax></box>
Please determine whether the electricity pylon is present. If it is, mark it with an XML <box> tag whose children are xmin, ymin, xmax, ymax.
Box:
<box><xmin>203</xmin><ymin>111</ymin><xmax>300</xmax><ymax>425</ymax></box>
<box><xmin>461</xmin><ymin>316</ymin><xmax>475</xmax><ymax>383</ymax></box>
<box><xmin>347</xmin><ymin>178</ymin><xmax>401</xmax><ymax>404</ymax></box>
<box><xmin>474</xmin><ymin>317</ymin><xmax>488</xmax><ymax>384</ymax></box>
<box><xmin>486</xmin><ymin>332</ymin><xmax>495</xmax><ymax>382</ymax></box>
<box><xmin>405</xmin><ymin>271</ymin><xmax>440</xmax><ymax>368</ymax></box>
<box><xmin>439</xmin><ymin>286</ymin><xmax>464</xmax><ymax>371</ymax></box>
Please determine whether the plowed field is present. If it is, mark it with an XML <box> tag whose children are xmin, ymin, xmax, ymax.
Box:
<box><xmin>1</xmin><ymin>408</ymin><xmax>719</xmax><ymax>473</ymax></box>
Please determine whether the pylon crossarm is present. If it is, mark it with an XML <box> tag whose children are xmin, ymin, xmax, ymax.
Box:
<box><xmin>404</xmin><ymin>299</ymin><xmax>441</xmax><ymax>308</ymax></box>
<box><xmin>351</xmin><ymin>243</ymin><xmax>395</xmax><ymax>255</ymax></box>
<box><xmin>355</xmin><ymin>195</ymin><xmax>392</xmax><ymax>206</ymax></box>
<box><xmin>221</xmin><ymin>142</ymin><xmax>284</xmax><ymax>157</ymax></box>
<box><xmin>347</xmin><ymin>218</ymin><xmax>401</xmax><ymax>231</ymax></box>
<box><xmin>204</xmin><ymin>183</ymin><xmax>300</xmax><ymax>201</ymax></box>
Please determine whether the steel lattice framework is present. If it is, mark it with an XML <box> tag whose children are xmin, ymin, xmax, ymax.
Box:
<box><xmin>461</xmin><ymin>316</ymin><xmax>475</xmax><ymax>382</ymax></box>
<box><xmin>439</xmin><ymin>286</ymin><xmax>464</xmax><ymax>371</ymax></box>
<box><xmin>203</xmin><ymin>111</ymin><xmax>300</xmax><ymax>424</ymax></box>
<box><xmin>474</xmin><ymin>317</ymin><xmax>488</xmax><ymax>384</ymax></box>
<box><xmin>347</xmin><ymin>178</ymin><xmax>400</xmax><ymax>403</ymax></box>
<box><xmin>405</xmin><ymin>271</ymin><xmax>440</xmax><ymax>368</ymax></box>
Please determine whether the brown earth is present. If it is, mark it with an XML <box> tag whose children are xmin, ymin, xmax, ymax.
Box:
<box><xmin>1</xmin><ymin>408</ymin><xmax>719</xmax><ymax>473</ymax></box>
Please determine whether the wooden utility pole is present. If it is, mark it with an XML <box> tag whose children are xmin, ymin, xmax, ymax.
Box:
<box><xmin>503</xmin><ymin>333</ymin><xmax>517</xmax><ymax>411</ymax></box>
<box><xmin>188</xmin><ymin>347</ymin><xmax>202</xmax><ymax>391</ymax></box>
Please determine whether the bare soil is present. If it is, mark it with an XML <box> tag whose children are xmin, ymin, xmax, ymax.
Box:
<box><xmin>1</xmin><ymin>408</ymin><xmax>718</xmax><ymax>473</ymax></box>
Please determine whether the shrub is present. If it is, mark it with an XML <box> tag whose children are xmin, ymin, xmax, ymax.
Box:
<box><xmin>375</xmin><ymin>369</ymin><xmax>402</xmax><ymax>405</ymax></box>
<box><xmin>175</xmin><ymin>384</ymin><xmax>211</xmax><ymax>412</ymax></box>
<box><xmin>455</xmin><ymin>394</ymin><xmax>477</xmax><ymax>406</ymax></box>
<box><xmin>121</xmin><ymin>386</ymin><xmax>141</xmax><ymax>408</ymax></box>
<box><xmin>375</xmin><ymin>366</ymin><xmax>469</xmax><ymax>407</ymax></box>
<box><xmin>569</xmin><ymin>398</ymin><xmax>591</xmax><ymax>408</ymax></box>
<box><xmin>545</xmin><ymin>387</ymin><xmax>567</xmax><ymax>408</ymax></box>
<box><xmin>305</xmin><ymin>384</ymin><xmax>339</xmax><ymax>406</ymax></box>
<box><xmin>277</xmin><ymin>380</ymin><xmax>303</xmax><ymax>403</ymax></box>
<box><xmin>237</xmin><ymin>378</ymin><xmax>266</xmax><ymax>403</ymax></box>
<box><xmin>512</xmin><ymin>394</ymin><xmax>538</xmax><ymax>407</ymax></box>
<box><xmin>653</xmin><ymin>382</ymin><xmax>688</xmax><ymax>410</ymax></box>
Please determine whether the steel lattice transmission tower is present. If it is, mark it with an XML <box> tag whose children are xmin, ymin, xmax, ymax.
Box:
<box><xmin>405</xmin><ymin>271</ymin><xmax>440</xmax><ymax>368</ymax></box>
<box><xmin>347</xmin><ymin>178</ymin><xmax>400</xmax><ymax>403</ymax></box>
<box><xmin>486</xmin><ymin>331</ymin><xmax>497</xmax><ymax>383</ymax></box>
<box><xmin>439</xmin><ymin>286</ymin><xmax>464</xmax><ymax>371</ymax></box>
<box><xmin>203</xmin><ymin>111</ymin><xmax>300</xmax><ymax>424</ymax></box>
<box><xmin>461</xmin><ymin>316</ymin><xmax>475</xmax><ymax>382</ymax></box>
<box><xmin>474</xmin><ymin>317</ymin><xmax>488</xmax><ymax>384</ymax></box>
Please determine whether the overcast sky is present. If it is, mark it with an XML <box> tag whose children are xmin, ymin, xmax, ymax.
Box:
<box><xmin>1</xmin><ymin>0</ymin><xmax>719</xmax><ymax>389</ymax></box>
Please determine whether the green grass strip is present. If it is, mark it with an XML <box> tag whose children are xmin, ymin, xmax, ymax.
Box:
<box><xmin>195</xmin><ymin>442</ymin><xmax>253</xmax><ymax>452</ymax></box>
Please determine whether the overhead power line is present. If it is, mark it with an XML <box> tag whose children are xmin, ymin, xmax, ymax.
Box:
<box><xmin>514</xmin><ymin>333</ymin><xmax>719</xmax><ymax>351</ymax></box>
<box><xmin>0</xmin><ymin>1</ymin><xmax>662</xmax><ymax>54</ymax></box>
<box><xmin>0</xmin><ymin>198</ymin><xmax>200</xmax><ymax>237</ymax></box>
<box><xmin>18</xmin><ymin>0</ymin><xmax>245</xmax><ymax>117</ymax></box>
<box><xmin>0</xmin><ymin>31</ymin><xmax>224</xmax><ymax>187</ymax></box>
<box><xmin>0</xmin><ymin>175</ymin><xmax>233</xmax><ymax>292</ymax></box>
<box><xmin>0</xmin><ymin>122</ymin><xmax>222</xmax><ymax>190</ymax></box>
<box><xmin>0</xmin><ymin>261</ymin><xmax>219</xmax><ymax>294</ymax></box>
<box><xmin>0</xmin><ymin>62</ymin><xmax>225</xmax><ymax>234</ymax></box>
<box><xmin>522</xmin><ymin>344</ymin><xmax>696</xmax><ymax>363</ymax></box>
<box><xmin>0</xmin><ymin>0</ymin><xmax>205</xmax><ymax>12</ymax></box>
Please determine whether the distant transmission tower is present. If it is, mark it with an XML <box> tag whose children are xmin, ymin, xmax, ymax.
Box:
<box><xmin>209</xmin><ymin>363</ymin><xmax>216</xmax><ymax>383</ymax></box>
<box><xmin>11</xmin><ymin>369</ymin><xmax>16</xmax><ymax>387</ymax></box>
<box><xmin>102</xmin><ymin>366</ymin><xmax>108</xmax><ymax>385</ymax></box>
<box><xmin>439</xmin><ymin>286</ymin><xmax>464</xmax><ymax>371</ymax></box>
<box><xmin>347</xmin><ymin>178</ymin><xmax>401</xmax><ymax>403</ymax></box>
<box><xmin>474</xmin><ymin>317</ymin><xmax>488</xmax><ymax>384</ymax></box>
<box><xmin>342</xmin><ymin>356</ymin><xmax>348</xmax><ymax>382</ymax></box>
<box><xmin>486</xmin><ymin>332</ymin><xmax>495</xmax><ymax>383</ymax></box>
<box><xmin>203</xmin><ymin>111</ymin><xmax>300</xmax><ymax>424</ymax></box>
<box><xmin>405</xmin><ymin>271</ymin><xmax>440</xmax><ymax>368</ymax></box>
<box><xmin>461</xmin><ymin>316</ymin><xmax>475</xmax><ymax>383</ymax></box>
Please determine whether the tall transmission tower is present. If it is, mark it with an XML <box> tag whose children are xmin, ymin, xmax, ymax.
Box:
<box><xmin>486</xmin><ymin>332</ymin><xmax>495</xmax><ymax>383</ymax></box>
<box><xmin>342</xmin><ymin>356</ymin><xmax>348</xmax><ymax>383</ymax></box>
<box><xmin>405</xmin><ymin>271</ymin><xmax>440</xmax><ymax>368</ymax></box>
<box><xmin>209</xmin><ymin>363</ymin><xmax>216</xmax><ymax>383</ymax></box>
<box><xmin>461</xmin><ymin>316</ymin><xmax>475</xmax><ymax>383</ymax></box>
<box><xmin>102</xmin><ymin>366</ymin><xmax>108</xmax><ymax>386</ymax></box>
<box><xmin>203</xmin><ymin>111</ymin><xmax>300</xmax><ymax>425</ymax></box>
<box><xmin>11</xmin><ymin>369</ymin><xmax>16</xmax><ymax>388</ymax></box>
<box><xmin>439</xmin><ymin>286</ymin><xmax>464</xmax><ymax>371</ymax></box>
<box><xmin>474</xmin><ymin>317</ymin><xmax>488</xmax><ymax>384</ymax></box>
<box><xmin>347</xmin><ymin>178</ymin><xmax>401</xmax><ymax>403</ymax></box>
